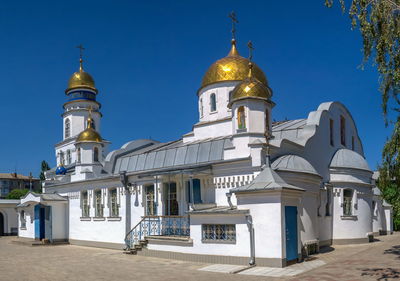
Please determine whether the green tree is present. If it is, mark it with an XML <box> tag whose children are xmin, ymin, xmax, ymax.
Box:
<box><xmin>325</xmin><ymin>1</ymin><xmax>400</xmax><ymax>178</ymax></box>
<box><xmin>39</xmin><ymin>160</ymin><xmax>50</xmax><ymax>181</ymax></box>
<box><xmin>6</xmin><ymin>188</ymin><xmax>29</xmax><ymax>199</ymax></box>
<box><xmin>377</xmin><ymin>168</ymin><xmax>400</xmax><ymax>230</ymax></box>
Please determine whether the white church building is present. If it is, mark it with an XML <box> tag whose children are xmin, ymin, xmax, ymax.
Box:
<box><xmin>17</xmin><ymin>34</ymin><xmax>393</xmax><ymax>267</ymax></box>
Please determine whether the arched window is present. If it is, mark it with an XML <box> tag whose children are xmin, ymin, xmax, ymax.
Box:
<box><xmin>77</xmin><ymin>148</ymin><xmax>81</xmax><ymax>163</ymax></box>
<box><xmin>66</xmin><ymin>150</ymin><xmax>71</xmax><ymax>165</ymax></box>
<box><xmin>200</xmin><ymin>98</ymin><xmax>204</xmax><ymax>117</ymax></box>
<box><xmin>20</xmin><ymin>210</ymin><xmax>26</xmax><ymax>229</ymax></box>
<box><xmin>340</xmin><ymin>115</ymin><xmax>346</xmax><ymax>146</ymax></box>
<box><xmin>210</xmin><ymin>93</ymin><xmax>217</xmax><ymax>112</ymax></box>
<box><xmin>93</xmin><ymin>147</ymin><xmax>99</xmax><ymax>162</ymax></box>
<box><xmin>65</xmin><ymin>119</ymin><xmax>70</xmax><ymax>138</ymax></box>
<box><xmin>59</xmin><ymin>151</ymin><xmax>65</xmax><ymax>165</ymax></box>
<box><xmin>237</xmin><ymin>106</ymin><xmax>246</xmax><ymax>129</ymax></box>
<box><xmin>265</xmin><ymin>110</ymin><xmax>270</xmax><ymax>134</ymax></box>
<box><xmin>343</xmin><ymin>189</ymin><xmax>353</xmax><ymax>215</ymax></box>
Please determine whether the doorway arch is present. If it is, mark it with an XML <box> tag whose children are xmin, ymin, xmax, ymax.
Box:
<box><xmin>0</xmin><ymin>211</ymin><xmax>4</xmax><ymax>236</ymax></box>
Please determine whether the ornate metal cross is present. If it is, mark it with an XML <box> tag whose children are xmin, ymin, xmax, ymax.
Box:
<box><xmin>247</xmin><ymin>41</ymin><xmax>254</xmax><ymax>61</ymax></box>
<box><xmin>76</xmin><ymin>44</ymin><xmax>85</xmax><ymax>60</ymax></box>
<box><xmin>229</xmin><ymin>11</ymin><xmax>239</xmax><ymax>40</ymax></box>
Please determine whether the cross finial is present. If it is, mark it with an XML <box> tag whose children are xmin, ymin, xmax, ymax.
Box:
<box><xmin>247</xmin><ymin>41</ymin><xmax>254</xmax><ymax>61</ymax></box>
<box><xmin>264</xmin><ymin>127</ymin><xmax>274</xmax><ymax>167</ymax></box>
<box><xmin>229</xmin><ymin>11</ymin><xmax>239</xmax><ymax>40</ymax></box>
<box><xmin>76</xmin><ymin>44</ymin><xmax>85</xmax><ymax>71</ymax></box>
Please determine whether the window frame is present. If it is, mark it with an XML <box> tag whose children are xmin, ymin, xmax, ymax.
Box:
<box><xmin>343</xmin><ymin>189</ymin><xmax>353</xmax><ymax>216</ymax></box>
<box><xmin>94</xmin><ymin>189</ymin><xmax>103</xmax><ymax>218</ymax></box>
<box><xmin>210</xmin><ymin>93</ymin><xmax>217</xmax><ymax>112</ymax></box>
<box><xmin>340</xmin><ymin>115</ymin><xmax>346</xmax><ymax>146</ymax></box>
<box><xmin>65</xmin><ymin>119</ymin><xmax>71</xmax><ymax>139</ymax></box>
<box><xmin>145</xmin><ymin>185</ymin><xmax>156</xmax><ymax>216</ymax></box>
<box><xmin>202</xmin><ymin>224</ymin><xmax>236</xmax><ymax>244</ymax></box>
<box><xmin>81</xmin><ymin>191</ymin><xmax>90</xmax><ymax>218</ymax></box>
<box><xmin>109</xmin><ymin>188</ymin><xmax>119</xmax><ymax>217</ymax></box>
<box><xmin>237</xmin><ymin>106</ymin><xmax>246</xmax><ymax>130</ymax></box>
<box><xmin>20</xmin><ymin>210</ymin><xmax>26</xmax><ymax>229</ymax></box>
<box><xmin>93</xmin><ymin>147</ymin><xmax>99</xmax><ymax>162</ymax></box>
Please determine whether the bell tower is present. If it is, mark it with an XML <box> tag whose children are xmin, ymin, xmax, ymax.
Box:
<box><xmin>55</xmin><ymin>46</ymin><xmax>104</xmax><ymax>171</ymax></box>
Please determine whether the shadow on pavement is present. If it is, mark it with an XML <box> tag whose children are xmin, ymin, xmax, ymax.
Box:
<box><xmin>360</xmin><ymin>268</ymin><xmax>400</xmax><ymax>281</ymax></box>
<box><xmin>318</xmin><ymin>246</ymin><xmax>335</xmax><ymax>254</ymax></box>
<box><xmin>384</xmin><ymin>245</ymin><xmax>400</xmax><ymax>260</ymax></box>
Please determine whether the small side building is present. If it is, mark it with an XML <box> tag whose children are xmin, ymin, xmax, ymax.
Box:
<box><xmin>17</xmin><ymin>192</ymin><xmax>69</xmax><ymax>242</ymax></box>
<box><xmin>0</xmin><ymin>199</ymin><xmax>20</xmax><ymax>236</ymax></box>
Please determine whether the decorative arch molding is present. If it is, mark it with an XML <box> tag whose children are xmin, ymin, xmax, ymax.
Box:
<box><xmin>0</xmin><ymin>209</ymin><xmax>8</xmax><ymax>235</ymax></box>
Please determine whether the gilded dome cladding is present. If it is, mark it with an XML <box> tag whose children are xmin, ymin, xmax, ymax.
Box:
<box><xmin>76</xmin><ymin>127</ymin><xmax>102</xmax><ymax>143</ymax></box>
<box><xmin>201</xmin><ymin>40</ymin><xmax>268</xmax><ymax>88</ymax></box>
<box><xmin>76</xmin><ymin>117</ymin><xmax>102</xmax><ymax>143</ymax></box>
<box><xmin>67</xmin><ymin>70</ymin><xmax>96</xmax><ymax>92</ymax></box>
<box><xmin>229</xmin><ymin>75</ymin><xmax>272</xmax><ymax>106</ymax></box>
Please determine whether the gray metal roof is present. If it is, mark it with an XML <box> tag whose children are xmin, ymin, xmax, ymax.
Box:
<box><xmin>330</xmin><ymin>149</ymin><xmax>371</xmax><ymax>172</ymax></box>
<box><xmin>272</xmin><ymin>154</ymin><xmax>320</xmax><ymax>176</ymax></box>
<box><xmin>272</xmin><ymin>119</ymin><xmax>306</xmax><ymax>140</ymax></box>
<box><xmin>373</xmin><ymin>187</ymin><xmax>381</xmax><ymax>196</ymax></box>
<box><xmin>231</xmin><ymin>164</ymin><xmax>305</xmax><ymax>194</ymax></box>
<box><xmin>114</xmin><ymin>138</ymin><xmax>232</xmax><ymax>174</ymax></box>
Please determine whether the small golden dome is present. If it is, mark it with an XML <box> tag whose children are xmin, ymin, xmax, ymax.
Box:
<box><xmin>66</xmin><ymin>59</ymin><xmax>97</xmax><ymax>92</ymax></box>
<box><xmin>201</xmin><ymin>39</ymin><xmax>268</xmax><ymax>89</ymax></box>
<box><xmin>229</xmin><ymin>63</ymin><xmax>272</xmax><ymax>107</ymax></box>
<box><xmin>76</xmin><ymin>116</ymin><xmax>102</xmax><ymax>143</ymax></box>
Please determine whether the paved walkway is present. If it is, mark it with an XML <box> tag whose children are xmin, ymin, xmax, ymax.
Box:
<box><xmin>0</xmin><ymin>233</ymin><xmax>399</xmax><ymax>281</ymax></box>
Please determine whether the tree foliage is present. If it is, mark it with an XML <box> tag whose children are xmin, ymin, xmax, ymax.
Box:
<box><xmin>6</xmin><ymin>188</ymin><xmax>29</xmax><ymax>200</ymax></box>
<box><xmin>326</xmin><ymin>0</ymin><xmax>400</xmax><ymax>120</ymax></box>
<box><xmin>326</xmin><ymin>0</ymin><xmax>400</xmax><ymax>225</ymax></box>
<box><xmin>377</xmin><ymin>168</ymin><xmax>400</xmax><ymax>230</ymax></box>
<box><xmin>39</xmin><ymin>160</ymin><xmax>50</xmax><ymax>181</ymax></box>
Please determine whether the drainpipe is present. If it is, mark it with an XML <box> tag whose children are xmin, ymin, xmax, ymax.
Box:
<box><xmin>120</xmin><ymin>171</ymin><xmax>131</xmax><ymax>236</ymax></box>
<box><xmin>226</xmin><ymin>192</ymin><xmax>234</xmax><ymax>210</ymax></box>
<box><xmin>246</xmin><ymin>215</ymin><xmax>256</xmax><ymax>265</ymax></box>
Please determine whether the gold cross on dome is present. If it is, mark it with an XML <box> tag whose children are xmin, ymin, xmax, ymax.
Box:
<box><xmin>229</xmin><ymin>11</ymin><xmax>239</xmax><ymax>40</ymax></box>
<box><xmin>76</xmin><ymin>44</ymin><xmax>85</xmax><ymax>71</ymax></box>
<box><xmin>247</xmin><ymin>41</ymin><xmax>254</xmax><ymax>61</ymax></box>
<box><xmin>76</xmin><ymin>44</ymin><xmax>85</xmax><ymax>60</ymax></box>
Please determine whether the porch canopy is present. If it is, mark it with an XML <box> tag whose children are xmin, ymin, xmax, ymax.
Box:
<box><xmin>17</xmin><ymin>192</ymin><xmax>67</xmax><ymax>208</ymax></box>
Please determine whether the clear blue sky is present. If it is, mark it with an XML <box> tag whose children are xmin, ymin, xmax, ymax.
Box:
<box><xmin>0</xmin><ymin>0</ymin><xmax>391</xmax><ymax>177</ymax></box>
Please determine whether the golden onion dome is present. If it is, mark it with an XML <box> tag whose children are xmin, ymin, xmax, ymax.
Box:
<box><xmin>76</xmin><ymin>116</ymin><xmax>102</xmax><ymax>143</ymax></box>
<box><xmin>201</xmin><ymin>39</ymin><xmax>268</xmax><ymax>89</ymax></box>
<box><xmin>228</xmin><ymin>63</ymin><xmax>272</xmax><ymax>107</ymax></box>
<box><xmin>66</xmin><ymin>59</ymin><xmax>97</xmax><ymax>93</ymax></box>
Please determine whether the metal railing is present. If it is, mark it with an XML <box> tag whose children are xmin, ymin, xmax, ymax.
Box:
<box><xmin>124</xmin><ymin>216</ymin><xmax>190</xmax><ymax>250</ymax></box>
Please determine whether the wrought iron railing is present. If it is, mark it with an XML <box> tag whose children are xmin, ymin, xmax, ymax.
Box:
<box><xmin>124</xmin><ymin>216</ymin><xmax>190</xmax><ymax>250</ymax></box>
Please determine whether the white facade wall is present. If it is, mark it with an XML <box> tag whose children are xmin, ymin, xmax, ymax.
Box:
<box><xmin>332</xmin><ymin>184</ymin><xmax>373</xmax><ymax>240</ymax></box>
<box><xmin>147</xmin><ymin>215</ymin><xmax>250</xmax><ymax>257</ymax></box>
<box><xmin>0</xmin><ymin>203</ymin><xmax>19</xmax><ymax>235</ymax></box>
<box><xmin>237</xmin><ymin>193</ymin><xmax>285</xmax><ymax>259</ymax></box>
<box><xmin>51</xmin><ymin>202</ymin><xmax>68</xmax><ymax>240</ymax></box>
<box><xmin>55</xmin><ymin>181</ymin><xmax>126</xmax><ymax>246</ymax></box>
<box><xmin>372</xmin><ymin>195</ymin><xmax>384</xmax><ymax>234</ymax></box>
<box><xmin>18</xmin><ymin>206</ymin><xmax>35</xmax><ymax>239</ymax></box>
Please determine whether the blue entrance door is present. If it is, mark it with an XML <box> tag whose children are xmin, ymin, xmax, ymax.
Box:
<box><xmin>285</xmin><ymin>206</ymin><xmax>298</xmax><ymax>262</ymax></box>
<box><xmin>34</xmin><ymin>205</ymin><xmax>46</xmax><ymax>240</ymax></box>
<box><xmin>39</xmin><ymin>207</ymin><xmax>45</xmax><ymax>239</ymax></box>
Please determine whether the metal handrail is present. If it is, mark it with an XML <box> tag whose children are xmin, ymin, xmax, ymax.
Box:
<box><xmin>124</xmin><ymin>215</ymin><xmax>190</xmax><ymax>250</ymax></box>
